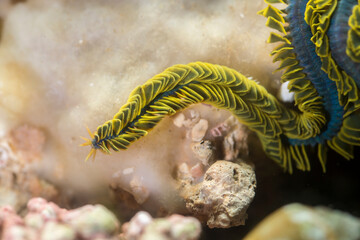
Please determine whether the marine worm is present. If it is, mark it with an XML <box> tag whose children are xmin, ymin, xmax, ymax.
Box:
<box><xmin>82</xmin><ymin>0</ymin><xmax>360</xmax><ymax>173</ymax></box>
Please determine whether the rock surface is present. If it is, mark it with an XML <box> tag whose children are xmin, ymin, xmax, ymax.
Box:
<box><xmin>179</xmin><ymin>160</ymin><xmax>256</xmax><ymax>228</ymax></box>
<box><xmin>244</xmin><ymin>203</ymin><xmax>360</xmax><ymax>240</ymax></box>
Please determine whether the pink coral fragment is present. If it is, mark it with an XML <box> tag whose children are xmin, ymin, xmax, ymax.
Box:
<box><xmin>0</xmin><ymin>198</ymin><xmax>120</xmax><ymax>240</ymax></box>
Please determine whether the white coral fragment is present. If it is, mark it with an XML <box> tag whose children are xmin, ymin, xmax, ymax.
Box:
<box><xmin>123</xmin><ymin>211</ymin><xmax>153</xmax><ymax>239</ymax></box>
<box><xmin>172</xmin><ymin>113</ymin><xmax>186</xmax><ymax>128</ymax></box>
<box><xmin>191</xmin><ymin>119</ymin><xmax>208</xmax><ymax>142</ymax></box>
<box><xmin>222</xmin><ymin>116</ymin><xmax>249</xmax><ymax>161</ymax></box>
<box><xmin>129</xmin><ymin>177</ymin><xmax>150</xmax><ymax>205</ymax></box>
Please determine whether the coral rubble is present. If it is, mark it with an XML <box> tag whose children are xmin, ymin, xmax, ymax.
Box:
<box><xmin>0</xmin><ymin>198</ymin><xmax>120</xmax><ymax>240</ymax></box>
<box><xmin>120</xmin><ymin>211</ymin><xmax>201</xmax><ymax>240</ymax></box>
<box><xmin>170</xmin><ymin>111</ymin><xmax>256</xmax><ymax>228</ymax></box>
<box><xmin>0</xmin><ymin>125</ymin><xmax>58</xmax><ymax>212</ymax></box>
<box><xmin>178</xmin><ymin>160</ymin><xmax>256</xmax><ymax>228</ymax></box>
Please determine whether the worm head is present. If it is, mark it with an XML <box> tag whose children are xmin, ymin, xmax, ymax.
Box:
<box><xmin>80</xmin><ymin>126</ymin><xmax>98</xmax><ymax>162</ymax></box>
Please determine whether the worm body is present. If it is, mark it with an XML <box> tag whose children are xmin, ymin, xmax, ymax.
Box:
<box><xmin>82</xmin><ymin>0</ymin><xmax>360</xmax><ymax>173</ymax></box>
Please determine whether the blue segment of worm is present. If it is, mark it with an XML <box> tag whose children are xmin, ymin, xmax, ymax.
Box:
<box><xmin>328</xmin><ymin>0</ymin><xmax>360</xmax><ymax>87</ymax></box>
<box><xmin>286</xmin><ymin>0</ymin><xmax>344</xmax><ymax>146</ymax></box>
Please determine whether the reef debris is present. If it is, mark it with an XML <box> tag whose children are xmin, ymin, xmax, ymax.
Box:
<box><xmin>173</xmin><ymin>112</ymin><xmax>249</xmax><ymax>166</ymax></box>
<box><xmin>8</xmin><ymin>124</ymin><xmax>46</xmax><ymax>164</ymax></box>
<box><xmin>0</xmin><ymin>125</ymin><xmax>58</xmax><ymax>212</ymax></box>
<box><xmin>178</xmin><ymin>160</ymin><xmax>256</xmax><ymax>228</ymax></box>
<box><xmin>110</xmin><ymin>169</ymin><xmax>151</xmax><ymax>207</ymax></box>
<box><xmin>0</xmin><ymin>197</ymin><xmax>120</xmax><ymax>240</ymax></box>
<box><xmin>219</xmin><ymin>116</ymin><xmax>249</xmax><ymax>161</ymax></box>
<box><xmin>120</xmin><ymin>211</ymin><xmax>202</xmax><ymax>240</ymax></box>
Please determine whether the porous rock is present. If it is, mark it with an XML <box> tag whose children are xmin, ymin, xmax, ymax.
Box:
<box><xmin>180</xmin><ymin>160</ymin><xmax>256</xmax><ymax>228</ymax></box>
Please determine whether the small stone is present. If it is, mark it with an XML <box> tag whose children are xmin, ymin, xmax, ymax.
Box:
<box><xmin>173</xmin><ymin>113</ymin><xmax>186</xmax><ymax>128</ymax></box>
<box><xmin>129</xmin><ymin>177</ymin><xmax>150</xmax><ymax>204</ymax></box>
<box><xmin>41</xmin><ymin>222</ymin><xmax>76</xmax><ymax>240</ymax></box>
<box><xmin>190</xmin><ymin>163</ymin><xmax>204</xmax><ymax>179</ymax></box>
<box><xmin>123</xmin><ymin>167</ymin><xmax>135</xmax><ymax>175</ymax></box>
<box><xmin>222</xmin><ymin>116</ymin><xmax>249</xmax><ymax>161</ymax></box>
<box><xmin>122</xmin><ymin>211</ymin><xmax>202</xmax><ymax>240</ymax></box>
<box><xmin>176</xmin><ymin>163</ymin><xmax>193</xmax><ymax>184</ymax></box>
<box><xmin>168</xmin><ymin>215</ymin><xmax>201</xmax><ymax>240</ymax></box>
<box><xmin>27</xmin><ymin>198</ymin><xmax>59</xmax><ymax>222</ymax></box>
<box><xmin>183</xmin><ymin>111</ymin><xmax>200</xmax><ymax>129</ymax></box>
<box><xmin>191</xmin><ymin>119</ymin><xmax>208</xmax><ymax>142</ymax></box>
<box><xmin>24</xmin><ymin>213</ymin><xmax>44</xmax><ymax>230</ymax></box>
<box><xmin>5</xmin><ymin>225</ymin><xmax>27</xmax><ymax>240</ymax></box>
<box><xmin>66</xmin><ymin>205</ymin><xmax>119</xmax><ymax>238</ymax></box>
<box><xmin>121</xmin><ymin>211</ymin><xmax>153</xmax><ymax>240</ymax></box>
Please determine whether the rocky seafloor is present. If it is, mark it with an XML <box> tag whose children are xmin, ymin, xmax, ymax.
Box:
<box><xmin>0</xmin><ymin>0</ymin><xmax>360</xmax><ymax>239</ymax></box>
